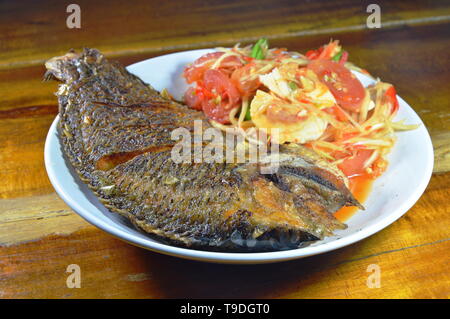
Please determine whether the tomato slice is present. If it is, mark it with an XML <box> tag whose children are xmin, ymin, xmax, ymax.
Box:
<box><xmin>201</xmin><ymin>69</ymin><xmax>240</xmax><ymax>124</ymax></box>
<box><xmin>184</xmin><ymin>52</ymin><xmax>223</xmax><ymax>84</ymax></box>
<box><xmin>305</xmin><ymin>47</ymin><xmax>323</xmax><ymax>60</ymax></box>
<box><xmin>230</xmin><ymin>63</ymin><xmax>260</xmax><ymax>96</ymax></box>
<box><xmin>218</xmin><ymin>55</ymin><xmax>243</xmax><ymax>76</ymax></box>
<box><xmin>305</xmin><ymin>41</ymin><xmax>339</xmax><ymax>60</ymax></box>
<box><xmin>184</xmin><ymin>52</ymin><xmax>242</xmax><ymax>84</ymax></box>
<box><xmin>307</xmin><ymin>59</ymin><xmax>366</xmax><ymax>112</ymax></box>
<box><xmin>384</xmin><ymin>86</ymin><xmax>399</xmax><ymax>114</ymax></box>
<box><xmin>184</xmin><ymin>86</ymin><xmax>203</xmax><ymax>110</ymax></box>
<box><xmin>338</xmin><ymin>149</ymin><xmax>373</xmax><ymax>177</ymax></box>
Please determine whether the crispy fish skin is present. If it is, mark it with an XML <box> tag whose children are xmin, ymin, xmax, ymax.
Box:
<box><xmin>45</xmin><ymin>48</ymin><xmax>361</xmax><ymax>251</ymax></box>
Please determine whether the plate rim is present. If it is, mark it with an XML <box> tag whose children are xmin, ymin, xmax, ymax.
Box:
<box><xmin>44</xmin><ymin>50</ymin><xmax>435</xmax><ymax>264</ymax></box>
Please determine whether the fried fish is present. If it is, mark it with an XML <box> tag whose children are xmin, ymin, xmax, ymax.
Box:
<box><xmin>45</xmin><ymin>48</ymin><xmax>362</xmax><ymax>251</ymax></box>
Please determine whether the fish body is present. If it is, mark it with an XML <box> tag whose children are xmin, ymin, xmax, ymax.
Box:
<box><xmin>45</xmin><ymin>49</ymin><xmax>361</xmax><ymax>251</ymax></box>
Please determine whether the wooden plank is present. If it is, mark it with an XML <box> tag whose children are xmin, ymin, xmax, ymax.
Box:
<box><xmin>1</xmin><ymin>0</ymin><xmax>449</xmax><ymax>69</ymax></box>
<box><xmin>0</xmin><ymin>194</ymin><xmax>89</xmax><ymax>245</ymax></box>
<box><xmin>0</xmin><ymin>219</ymin><xmax>448</xmax><ymax>298</ymax></box>
<box><xmin>0</xmin><ymin>115</ymin><xmax>57</xmax><ymax>198</ymax></box>
<box><xmin>433</xmin><ymin>131</ymin><xmax>450</xmax><ymax>173</ymax></box>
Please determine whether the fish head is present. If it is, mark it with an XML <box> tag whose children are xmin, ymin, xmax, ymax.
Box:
<box><xmin>44</xmin><ymin>48</ymin><xmax>103</xmax><ymax>83</ymax></box>
<box><xmin>223</xmin><ymin>143</ymin><xmax>362</xmax><ymax>249</ymax></box>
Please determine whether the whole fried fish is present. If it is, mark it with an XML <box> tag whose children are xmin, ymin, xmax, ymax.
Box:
<box><xmin>45</xmin><ymin>48</ymin><xmax>362</xmax><ymax>251</ymax></box>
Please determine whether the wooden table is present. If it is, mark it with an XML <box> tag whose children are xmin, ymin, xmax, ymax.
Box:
<box><xmin>1</xmin><ymin>0</ymin><xmax>449</xmax><ymax>299</ymax></box>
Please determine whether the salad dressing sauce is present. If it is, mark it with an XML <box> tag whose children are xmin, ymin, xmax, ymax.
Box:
<box><xmin>334</xmin><ymin>175</ymin><xmax>374</xmax><ymax>222</ymax></box>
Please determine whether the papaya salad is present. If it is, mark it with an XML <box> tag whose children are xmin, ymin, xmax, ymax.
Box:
<box><xmin>182</xmin><ymin>39</ymin><xmax>418</xmax><ymax>181</ymax></box>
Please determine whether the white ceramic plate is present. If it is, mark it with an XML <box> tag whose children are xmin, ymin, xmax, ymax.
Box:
<box><xmin>44</xmin><ymin>49</ymin><xmax>434</xmax><ymax>264</ymax></box>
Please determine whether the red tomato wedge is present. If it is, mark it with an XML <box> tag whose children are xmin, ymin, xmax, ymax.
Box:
<box><xmin>184</xmin><ymin>86</ymin><xmax>203</xmax><ymax>110</ymax></box>
<box><xmin>184</xmin><ymin>52</ymin><xmax>242</xmax><ymax>84</ymax></box>
<box><xmin>231</xmin><ymin>63</ymin><xmax>260</xmax><ymax>96</ymax></box>
<box><xmin>338</xmin><ymin>149</ymin><xmax>373</xmax><ymax>177</ymax></box>
<box><xmin>305</xmin><ymin>41</ymin><xmax>339</xmax><ymax>60</ymax></box>
<box><xmin>305</xmin><ymin>47</ymin><xmax>323</xmax><ymax>60</ymax></box>
<box><xmin>201</xmin><ymin>69</ymin><xmax>240</xmax><ymax>124</ymax></box>
<box><xmin>307</xmin><ymin>59</ymin><xmax>366</xmax><ymax>112</ymax></box>
<box><xmin>184</xmin><ymin>52</ymin><xmax>223</xmax><ymax>84</ymax></box>
<box><xmin>384</xmin><ymin>86</ymin><xmax>399</xmax><ymax>114</ymax></box>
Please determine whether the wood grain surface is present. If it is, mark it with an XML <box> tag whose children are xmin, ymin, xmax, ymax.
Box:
<box><xmin>0</xmin><ymin>0</ymin><xmax>449</xmax><ymax>299</ymax></box>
